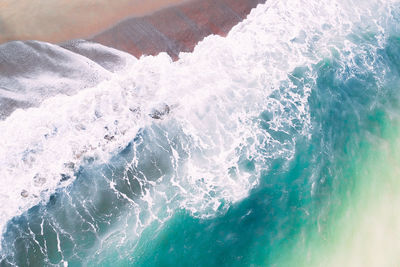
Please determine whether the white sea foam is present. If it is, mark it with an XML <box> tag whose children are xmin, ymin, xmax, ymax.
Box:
<box><xmin>0</xmin><ymin>0</ymin><xmax>395</xmax><ymax>252</ymax></box>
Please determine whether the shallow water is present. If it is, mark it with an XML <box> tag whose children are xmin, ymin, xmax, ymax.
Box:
<box><xmin>1</xmin><ymin>0</ymin><xmax>400</xmax><ymax>266</ymax></box>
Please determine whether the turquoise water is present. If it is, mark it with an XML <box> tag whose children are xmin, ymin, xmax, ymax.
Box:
<box><xmin>115</xmin><ymin>37</ymin><xmax>400</xmax><ymax>267</ymax></box>
<box><xmin>1</xmin><ymin>1</ymin><xmax>400</xmax><ymax>266</ymax></box>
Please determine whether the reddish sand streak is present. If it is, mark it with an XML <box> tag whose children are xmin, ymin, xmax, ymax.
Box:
<box><xmin>91</xmin><ymin>0</ymin><xmax>264</xmax><ymax>59</ymax></box>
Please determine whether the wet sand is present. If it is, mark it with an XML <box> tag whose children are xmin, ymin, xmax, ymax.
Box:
<box><xmin>90</xmin><ymin>0</ymin><xmax>265</xmax><ymax>59</ymax></box>
<box><xmin>0</xmin><ymin>0</ymin><xmax>188</xmax><ymax>44</ymax></box>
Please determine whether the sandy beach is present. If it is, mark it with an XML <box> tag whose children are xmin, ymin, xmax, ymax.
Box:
<box><xmin>0</xmin><ymin>0</ymin><xmax>188</xmax><ymax>44</ymax></box>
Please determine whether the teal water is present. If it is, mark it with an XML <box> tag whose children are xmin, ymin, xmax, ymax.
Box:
<box><xmin>103</xmin><ymin>37</ymin><xmax>400</xmax><ymax>267</ymax></box>
<box><xmin>1</xmin><ymin>1</ymin><xmax>400</xmax><ymax>266</ymax></box>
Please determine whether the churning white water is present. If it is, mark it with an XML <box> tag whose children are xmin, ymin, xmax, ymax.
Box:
<box><xmin>0</xmin><ymin>0</ymin><xmax>394</xmax><ymax>257</ymax></box>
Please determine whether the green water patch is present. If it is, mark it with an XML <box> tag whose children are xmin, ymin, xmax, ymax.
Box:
<box><xmin>272</xmin><ymin>110</ymin><xmax>400</xmax><ymax>267</ymax></box>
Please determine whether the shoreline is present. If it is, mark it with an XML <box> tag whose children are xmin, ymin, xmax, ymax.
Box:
<box><xmin>0</xmin><ymin>0</ymin><xmax>264</xmax><ymax>119</ymax></box>
<box><xmin>0</xmin><ymin>0</ymin><xmax>264</xmax><ymax>59</ymax></box>
<box><xmin>90</xmin><ymin>0</ymin><xmax>264</xmax><ymax>59</ymax></box>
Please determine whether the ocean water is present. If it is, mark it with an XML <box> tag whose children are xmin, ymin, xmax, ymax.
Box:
<box><xmin>1</xmin><ymin>0</ymin><xmax>400</xmax><ymax>266</ymax></box>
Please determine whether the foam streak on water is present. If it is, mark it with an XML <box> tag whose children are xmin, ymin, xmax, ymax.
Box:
<box><xmin>0</xmin><ymin>0</ymin><xmax>399</xmax><ymax>265</ymax></box>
